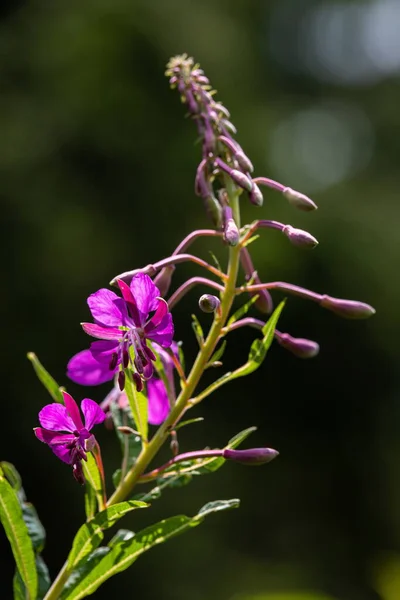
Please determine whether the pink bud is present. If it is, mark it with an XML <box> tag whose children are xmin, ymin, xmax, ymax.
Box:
<box><xmin>320</xmin><ymin>296</ymin><xmax>376</xmax><ymax>319</ymax></box>
<box><xmin>276</xmin><ymin>332</ymin><xmax>320</xmax><ymax>358</ymax></box>
<box><xmin>283</xmin><ymin>187</ymin><xmax>318</xmax><ymax>211</ymax></box>
<box><xmin>283</xmin><ymin>225</ymin><xmax>318</xmax><ymax>249</ymax></box>
<box><xmin>223</xmin><ymin>447</ymin><xmax>279</xmax><ymax>465</ymax></box>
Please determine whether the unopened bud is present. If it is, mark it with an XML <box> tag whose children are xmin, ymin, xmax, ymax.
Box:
<box><xmin>230</xmin><ymin>169</ymin><xmax>253</xmax><ymax>192</ymax></box>
<box><xmin>283</xmin><ymin>225</ymin><xmax>318</xmax><ymax>249</ymax></box>
<box><xmin>235</xmin><ymin>151</ymin><xmax>254</xmax><ymax>173</ymax></box>
<box><xmin>117</xmin><ymin>426</ymin><xmax>139</xmax><ymax>436</ymax></box>
<box><xmin>283</xmin><ymin>187</ymin><xmax>318</xmax><ymax>212</ymax></box>
<box><xmin>153</xmin><ymin>266</ymin><xmax>175</xmax><ymax>297</ymax></box>
<box><xmin>248</xmin><ymin>183</ymin><xmax>263</xmax><ymax>207</ymax></box>
<box><xmin>276</xmin><ymin>332</ymin><xmax>320</xmax><ymax>358</ymax></box>
<box><xmin>199</xmin><ymin>294</ymin><xmax>220</xmax><ymax>313</ymax></box>
<box><xmin>223</xmin><ymin>206</ymin><xmax>240</xmax><ymax>246</ymax></box>
<box><xmin>320</xmin><ymin>295</ymin><xmax>376</xmax><ymax>319</ymax></box>
<box><xmin>223</xmin><ymin>447</ymin><xmax>279</xmax><ymax>465</ymax></box>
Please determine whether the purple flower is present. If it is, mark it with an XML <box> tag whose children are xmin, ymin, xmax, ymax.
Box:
<box><xmin>34</xmin><ymin>391</ymin><xmax>106</xmax><ymax>484</ymax></box>
<box><xmin>101</xmin><ymin>344</ymin><xmax>177</xmax><ymax>426</ymax></box>
<box><xmin>67</xmin><ymin>273</ymin><xmax>174</xmax><ymax>390</ymax></box>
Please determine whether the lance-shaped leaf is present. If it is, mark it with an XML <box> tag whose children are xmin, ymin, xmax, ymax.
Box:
<box><xmin>13</xmin><ymin>556</ymin><xmax>51</xmax><ymax>600</ymax></box>
<box><xmin>67</xmin><ymin>500</ymin><xmax>148</xmax><ymax>571</ymax></box>
<box><xmin>206</xmin><ymin>340</ymin><xmax>227</xmax><ymax>368</ymax></box>
<box><xmin>227</xmin><ymin>294</ymin><xmax>260</xmax><ymax>326</ymax></box>
<box><xmin>191</xmin><ymin>314</ymin><xmax>204</xmax><ymax>348</ymax></box>
<box><xmin>61</xmin><ymin>499</ymin><xmax>239</xmax><ymax>600</ymax></box>
<box><xmin>124</xmin><ymin>368</ymin><xmax>148</xmax><ymax>443</ymax></box>
<box><xmin>194</xmin><ymin>301</ymin><xmax>285</xmax><ymax>403</ymax></box>
<box><xmin>0</xmin><ymin>466</ymin><xmax>37</xmax><ymax>599</ymax></box>
<box><xmin>27</xmin><ymin>352</ymin><xmax>64</xmax><ymax>403</ymax></box>
<box><xmin>82</xmin><ymin>453</ymin><xmax>105</xmax><ymax>515</ymax></box>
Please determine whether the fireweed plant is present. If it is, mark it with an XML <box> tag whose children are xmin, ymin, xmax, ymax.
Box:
<box><xmin>0</xmin><ymin>54</ymin><xmax>375</xmax><ymax>600</ymax></box>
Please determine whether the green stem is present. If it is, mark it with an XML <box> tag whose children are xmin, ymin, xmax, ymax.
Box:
<box><xmin>44</xmin><ymin>193</ymin><xmax>242</xmax><ymax>600</ymax></box>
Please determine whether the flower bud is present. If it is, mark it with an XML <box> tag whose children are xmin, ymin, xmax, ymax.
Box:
<box><xmin>230</xmin><ymin>169</ymin><xmax>253</xmax><ymax>192</ymax></box>
<box><xmin>320</xmin><ymin>295</ymin><xmax>376</xmax><ymax>319</ymax></box>
<box><xmin>223</xmin><ymin>206</ymin><xmax>240</xmax><ymax>246</ymax></box>
<box><xmin>248</xmin><ymin>183</ymin><xmax>263</xmax><ymax>207</ymax></box>
<box><xmin>282</xmin><ymin>225</ymin><xmax>318</xmax><ymax>249</ymax></box>
<box><xmin>223</xmin><ymin>447</ymin><xmax>279</xmax><ymax>465</ymax></box>
<box><xmin>276</xmin><ymin>332</ymin><xmax>320</xmax><ymax>358</ymax></box>
<box><xmin>283</xmin><ymin>187</ymin><xmax>318</xmax><ymax>211</ymax></box>
<box><xmin>153</xmin><ymin>266</ymin><xmax>175</xmax><ymax>297</ymax></box>
<box><xmin>199</xmin><ymin>294</ymin><xmax>220</xmax><ymax>313</ymax></box>
<box><xmin>235</xmin><ymin>151</ymin><xmax>254</xmax><ymax>173</ymax></box>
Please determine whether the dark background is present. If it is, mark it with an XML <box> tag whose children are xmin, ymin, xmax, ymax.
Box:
<box><xmin>1</xmin><ymin>1</ymin><xmax>399</xmax><ymax>599</ymax></box>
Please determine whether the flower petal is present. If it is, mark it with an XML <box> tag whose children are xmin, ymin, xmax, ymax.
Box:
<box><xmin>81</xmin><ymin>323</ymin><xmax>122</xmax><ymax>340</ymax></box>
<box><xmin>146</xmin><ymin>313</ymin><xmax>174</xmax><ymax>348</ymax></box>
<box><xmin>38</xmin><ymin>404</ymin><xmax>76</xmax><ymax>432</ymax></box>
<box><xmin>117</xmin><ymin>279</ymin><xmax>141</xmax><ymax>326</ymax></box>
<box><xmin>81</xmin><ymin>399</ymin><xmax>106</xmax><ymax>431</ymax></box>
<box><xmin>67</xmin><ymin>349</ymin><xmax>116</xmax><ymax>386</ymax></box>
<box><xmin>90</xmin><ymin>340</ymin><xmax>120</xmax><ymax>364</ymax></box>
<box><xmin>145</xmin><ymin>298</ymin><xmax>169</xmax><ymax>330</ymax></box>
<box><xmin>62</xmin><ymin>391</ymin><xmax>84</xmax><ymax>430</ymax></box>
<box><xmin>87</xmin><ymin>288</ymin><xmax>128</xmax><ymax>327</ymax></box>
<box><xmin>34</xmin><ymin>428</ymin><xmax>74</xmax><ymax>446</ymax></box>
<box><xmin>129</xmin><ymin>274</ymin><xmax>160</xmax><ymax>324</ymax></box>
<box><xmin>51</xmin><ymin>444</ymin><xmax>73</xmax><ymax>464</ymax></box>
<box><xmin>147</xmin><ymin>378</ymin><xmax>170</xmax><ymax>425</ymax></box>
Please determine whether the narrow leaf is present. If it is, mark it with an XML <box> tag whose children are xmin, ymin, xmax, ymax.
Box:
<box><xmin>206</xmin><ymin>340</ymin><xmax>227</xmax><ymax>368</ymax></box>
<box><xmin>0</xmin><ymin>467</ymin><xmax>37</xmax><ymax>599</ymax></box>
<box><xmin>175</xmin><ymin>417</ymin><xmax>204</xmax><ymax>431</ymax></box>
<box><xmin>191</xmin><ymin>314</ymin><xmax>204</xmax><ymax>348</ymax></box>
<box><xmin>14</xmin><ymin>556</ymin><xmax>51</xmax><ymax>600</ymax></box>
<box><xmin>82</xmin><ymin>453</ymin><xmax>105</xmax><ymax>514</ymax></box>
<box><xmin>124</xmin><ymin>369</ymin><xmax>148</xmax><ymax>443</ymax></box>
<box><xmin>27</xmin><ymin>352</ymin><xmax>64</xmax><ymax>403</ymax></box>
<box><xmin>61</xmin><ymin>548</ymin><xmax>110</xmax><ymax>600</ymax></box>
<box><xmin>227</xmin><ymin>294</ymin><xmax>259</xmax><ymax>326</ymax></box>
<box><xmin>67</xmin><ymin>500</ymin><xmax>147</xmax><ymax>570</ymax></box>
<box><xmin>62</xmin><ymin>500</ymin><xmax>239</xmax><ymax>600</ymax></box>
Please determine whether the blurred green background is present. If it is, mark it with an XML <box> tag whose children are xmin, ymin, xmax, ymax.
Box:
<box><xmin>1</xmin><ymin>0</ymin><xmax>399</xmax><ymax>599</ymax></box>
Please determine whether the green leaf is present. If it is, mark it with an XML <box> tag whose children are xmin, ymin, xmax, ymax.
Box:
<box><xmin>84</xmin><ymin>481</ymin><xmax>97</xmax><ymax>522</ymax></box>
<box><xmin>194</xmin><ymin>301</ymin><xmax>285</xmax><ymax>402</ymax></box>
<box><xmin>0</xmin><ymin>461</ymin><xmax>23</xmax><ymax>493</ymax></box>
<box><xmin>206</xmin><ymin>340</ymin><xmax>227</xmax><ymax>368</ymax></box>
<box><xmin>108</xmin><ymin>529</ymin><xmax>134</xmax><ymax>547</ymax></box>
<box><xmin>67</xmin><ymin>500</ymin><xmax>147</xmax><ymax>571</ymax></box>
<box><xmin>110</xmin><ymin>401</ymin><xmax>142</xmax><ymax>473</ymax></box>
<box><xmin>14</xmin><ymin>556</ymin><xmax>51</xmax><ymax>600</ymax></box>
<box><xmin>27</xmin><ymin>352</ymin><xmax>64</xmax><ymax>403</ymax></box>
<box><xmin>191</xmin><ymin>314</ymin><xmax>204</xmax><ymax>348</ymax></box>
<box><xmin>82</xmin><ymin>453</ymin><xmax>105</xmax><ymax>514</ymax></box>
<box><xmin>174</xmin><ymin>417</ymin><xmax>204</xmax><ymax>431</ymax></box>
<box><xmin>177</xmin><ymin>342</ymin><xmax>185</xmax><ymax>374</ymax></box>
<box><xmin>22</xmin><ymin>502</ymin><xmax>46</xmax><ymax>553</ymax></box>
<box><xmin>0</xmin><ymin>466</ymin><xmax>37</xmax><ymax>599</ymax></box>
<box><xmin>124</xmin><ymin>369</ymin><xmax>148</xmax><ymax>443</ymax></box>
<box><xmin>61</xmin><ymin>548</ymin><xmax>110</xmax><ymax>600</ymax></box>
<box><xmin>61</xmin><ymin>499</ymin><xmax>239</xmax><ymax>600</ymax></box>
<box><xmin>227</xmin><ymin>294</ymin><xmax>260</xmax><ymax>326</ymax></box>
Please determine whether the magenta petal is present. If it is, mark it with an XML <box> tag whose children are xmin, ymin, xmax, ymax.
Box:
<box><xmin>51</xmin><ymin>443</ymin><xmax>73</xmax><ymax>464</ymax></box>
<box><xmin>38</xmin><ymin>404</ymin><xmax>76</xmax><ymax>432</ymax></box>
<box><xmin>145</xmin><ymin>298</ymin><xmax>169</xmax><ymax>330</ymax></box>
<box><xmin>90</xmin><ymin>340</ymin><xmax>119</xmax><ymax>364</ymax></box>
<box><xmin>147</xmin><ymin>378</ymin><xmax>170</xmax><ymax>425</ymax></box>
<box><xmin>81</xmin><ymin>399</ymin><xmax>106</xmax><ymax>430</ymax></box>
<box><xmin>62</xmin><ymin>391</ymin><xmax>84</xmax><ymax>430</ymax></box>
<box><xmin>117</xmin><ymin>279</ymin><xmax>141</xmax><ymax>325</ymax></box>
<box><xmin>81</xmin><ymin>323</ymin><xmax>122</xmax><ymax>340</ymax></box>
<box><xmin>146</xmin><ymin>313</ymin><xmax>174</xmax><ymax>348</ymax></box>
<box><xmin>34</xmin><ymin>428</ymin><xmax>74</xmax><ymax>445</ymax></box>
<box><xmin>88</xmin><ymin>288</ymin><xmax>128</xmax><ymax>327</ymax></box>
<box><xmin>67</xmin><ymin>349</ymin><xmax>116</xmax><ymax>386</ymax></box>
<box><xmin>129</xmin><ymin>274</ymin><xmax>160</xmax><ymax>323</ymax></box>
